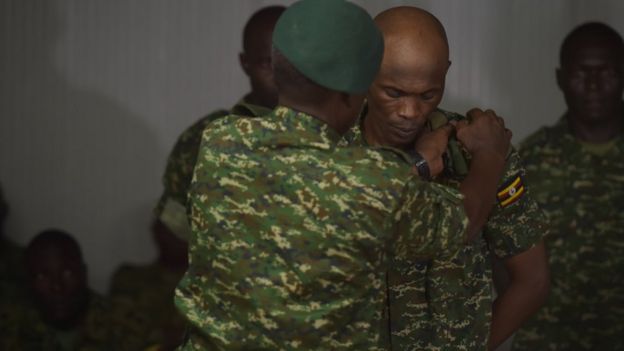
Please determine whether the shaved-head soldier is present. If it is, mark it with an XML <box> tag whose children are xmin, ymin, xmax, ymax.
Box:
<box><xmin>340</xmin><ymin>6</ymin><xmax>550</xmax><ymax>350</ymax></box>
<box><xmin>515</xmin><ymin>22</ymin><xmax>624</xmax><ymax>350</ymax></box>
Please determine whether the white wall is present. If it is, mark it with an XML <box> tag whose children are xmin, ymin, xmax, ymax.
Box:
<box><xmin>1</xmin><ymin>0</ymin><xmax>623</xmax><ymax>293</ymax></box>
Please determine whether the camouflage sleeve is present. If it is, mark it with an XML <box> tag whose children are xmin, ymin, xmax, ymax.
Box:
<box><xmin>154</xmin><ymin>110</ymin><xmax>229</xmax><ymax>218</ymax></box>
<box><xmin>392</xmin><ymin>178</ymin><xmax>468</xmax><ymax>260</ymax></box>
<box><xmin>483</xmin><ymin>147</ymin><xmax>548</xmax><ymax>259</ymax></box>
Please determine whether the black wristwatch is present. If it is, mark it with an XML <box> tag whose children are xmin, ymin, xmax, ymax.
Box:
<box><xmin>411</xmin><ymin>151</ymin><xmax>432</xmax><ymax>181</ymax></box>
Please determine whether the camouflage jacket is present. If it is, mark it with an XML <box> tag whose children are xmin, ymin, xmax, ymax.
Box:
<box><xmin>108</xmin><ymin>263</ymin><xmax>186</xmax><ymax>350</ymax></box>
<box><xmin>513</xmin><ymin>117</ymin><xmax>624</xmax><ymax>351</ymax></box>
<box><xmin>0</xmin><ymin>291</ymin><xmax>114</xmax><ymax>351</ymax></box>
<box><xmin>174</xmin><ymin>106</ymin><xmax>469</xmax><ymax>350</ymax></box>
<box><xmin>155</xmin><ymin>99</ymin><xmax>272</xmax><ymax>239</ymax></box>
<box><xmin>343</xmin><ymin>107</ymin><xmax>547</xmax><ymax>350</ymax></box>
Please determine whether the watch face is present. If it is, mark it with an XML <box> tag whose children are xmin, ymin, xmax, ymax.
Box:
<box><xmin>414</xmin><ymin>158</ymin><xmax>427</xmax><ymax>167</ymax></box>
<box><xmin>412</xmin><ymin>152</ymin><xmax>431</xmax><ymax>181</ymax></box>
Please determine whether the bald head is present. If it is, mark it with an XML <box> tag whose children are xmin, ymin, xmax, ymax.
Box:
<box><xmin>375</xmin><ymin>7</ymin><xmax>449</xmax><ymax>78</ymax></box>
<box><xmin>364</xmin><ymin>6</ymin><xmax>451</xmax><ymax>150</ymax></box>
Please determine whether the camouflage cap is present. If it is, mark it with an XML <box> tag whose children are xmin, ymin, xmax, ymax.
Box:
<box><xmin>272</xmin><ymin>0</ymin><xmax>383</xmax><ymax>94</ymax></box>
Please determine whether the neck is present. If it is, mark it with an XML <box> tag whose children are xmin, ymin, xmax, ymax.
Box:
<box><xmin>363</xmin><ymin>111</ymin><xmax>381</xmax><ymax>146</ymax></box>
<box><xmin>568</xmin><ymin>109</ymin><xmax>623</xmax><ymax>143</ymax></box>
<box><xmin>244</xmin><ymin>92</ymin><xmax>271</xmax><ymax>109</ymax></box>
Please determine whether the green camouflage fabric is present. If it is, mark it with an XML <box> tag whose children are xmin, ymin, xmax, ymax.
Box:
<box><xmin>342</xmin><ymin>106</ymin><xmax>547</xmax><ymax>350</ymax></box>
<box><xmin>513</xmin><ymin>116</ymin><xmax>624</xmax><ymax>350</ymax></box>
<box><xmin>0</xmin><ymin>291</ymin><xmax>114</xmax><ymax>351</ymax></box>
<box><xmin>109</xmin><ymin>263</ymin><xmax>186</xmax><ymax>351</ymax></box>
<box><xmin>174</xmin><ymin>106</ymin><xmax>469</xmax><ymax>350</ymax></box>
<box><xmin>155</xmin><ymin>98</ymin><xmax>272</xmax><ymax>218</ymax></box>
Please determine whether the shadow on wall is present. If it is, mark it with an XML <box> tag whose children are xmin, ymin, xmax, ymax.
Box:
<box><xmin>0</xmin><ymin>0</ymin><xmax>164</xmax><ymax>292</ymax></box>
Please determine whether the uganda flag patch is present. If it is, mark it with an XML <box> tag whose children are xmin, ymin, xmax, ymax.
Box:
<box><xmin>497</xmin><ymin>174</ymin><xmax>525</xmax><ymax>208</ymax></box>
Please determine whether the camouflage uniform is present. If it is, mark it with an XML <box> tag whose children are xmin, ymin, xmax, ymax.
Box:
<box><xmin>342</xmin><ymin>107</ymin><xmax>547</xmax><ymax>350</ymax></box>
<box><xmin>0</xmin><ymin>291</ymin><xmax>114</xmax><ymax>351</ymax></box>
<box><xmin>513</xmin><ymin>117</ymin><xmax>624</xmax><ymax>350</ymax></box>
<box><xmin>109</xmin><ymin>263</ymin><xmax>186</xmax><ymax>350</ymax></box>
<box><xmin>155</xmin><ymin>99</ymin><xmax>272</xmax><ymax>220</ymax></box>
<box><xmin>174</xmin><ymin>106</ymin><xmax>469</xmax><ymax>350</ymax></box>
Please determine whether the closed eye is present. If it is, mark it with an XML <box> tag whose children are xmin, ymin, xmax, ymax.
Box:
<box><xmin>384</xmin><ymin>87</ymin><xmax>405</xmax><ymax>99</ymax></box>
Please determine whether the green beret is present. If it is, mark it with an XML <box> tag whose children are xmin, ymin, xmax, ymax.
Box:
<box><xmin>272</xmin><ymin>0</ymin><xmax>383</xmax><ymax>94</ymax></box>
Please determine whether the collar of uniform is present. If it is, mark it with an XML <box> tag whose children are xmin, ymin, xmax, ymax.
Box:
<box><xmin>272</xmin><ymin>106</ymin><xmax>342</xmax><ymax>148</ymax></box>
<box><xmin>340</xmin><ymin>101</ymin><xmax>368</xmax><ymax>146</ymax></box>
<box><xmin>339</xmin><ymin>102</ymin><xmax>415</xmax><ymax>164</ymax></box>
<box><xmin>346</xmin><ymin>103</ymin><xmax>450</xmax><ymax>147</ymax></box>
<box><xmin>553</xmin><ymin>115</ymin><xmax>624</xmax><ymax>158</ymax></box>
<box><xmin>231</xmin><ymin>97</ymin><xmax>273</xmax><ymax>117</ymax></box>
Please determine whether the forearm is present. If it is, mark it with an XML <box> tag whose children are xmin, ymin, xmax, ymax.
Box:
<box><xmin>488</xmin><ymin>242</ymin><xmax>550</xmax><ymax>349</ymax></box>
<box><xmin>488</xmin><ymin>277</ymin><xmax>548</xmax><ymax>349</ymax></box>
<box><xmin>460</xmin><ymin>151</ymin><xmax>506</xmax><ymax>241</ymax></box>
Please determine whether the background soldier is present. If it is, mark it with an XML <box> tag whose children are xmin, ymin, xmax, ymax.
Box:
<box><xmin>155</xmin><ymin>5</ymin><xmax>285</xmax><ymax>240</ymax></box>
<box><xmin>1</xmin><ymin>229</ymin><xmax>114</xmax><ymax>350</ymax></box>
<box><xmin>515</xmin><ymin>22</ymin><xmax>624</xmax><ymax>350</ymax></box>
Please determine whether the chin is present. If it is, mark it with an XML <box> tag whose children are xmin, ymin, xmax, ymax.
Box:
<box><xmin>388</xmin><ymin>138</ymin><xmax>414</xmax><ymax>151</ymax></box>
<box><xmin>579</xmin><ymin>109</ymin><xmax>613</xmax><ymax>122</ymax></box>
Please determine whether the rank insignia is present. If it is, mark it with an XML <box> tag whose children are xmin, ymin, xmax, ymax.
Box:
<box><xmin>497</xmin><ymin>174</ymin><xmax>525</xmax><ymax>207</ymax></box>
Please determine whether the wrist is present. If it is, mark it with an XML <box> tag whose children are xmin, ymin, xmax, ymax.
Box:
<box><xmin>471</xmin><ymin>149</ymin><xmax>506</xmax><ymax>164</ymax></box>
<box><xmin>409</xmin><ymin>150</ymin><xmax>432</xmax><ymax>181</ymax></box>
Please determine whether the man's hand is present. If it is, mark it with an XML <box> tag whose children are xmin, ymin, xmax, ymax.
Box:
<box><xmin>414</xmin><ymin>123</ymin><xmax>455</xmax><ymax>178</ymax></box>
<box><xmin>456</xmin><ymin>108</ymin><xmax>512</xmax><ymax>161</ymax></box>
<box><xmin>456</xmin><ymin>108</ymin><xmax>513</xmax><ymax>242</ymax></box>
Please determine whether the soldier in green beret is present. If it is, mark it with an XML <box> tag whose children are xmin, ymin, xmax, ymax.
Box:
<box><xmin>155</xmin><ymin>5</ymin><xmax>285</xmax><ymax>240</ymax></box>
<box><xmin>0</xmin><ymin>229</ymin><xmax>114</xmax><ymax>350</ymax></box>
<box><xmin>514</xmin><ymin>22</ymin><xmax>624</xmax><ymax>351</ymax></box>
<box><xmin>174</xmin><ymin>0</ymin><xmax>512</xmax><ymax>349</ymax></box>
<box><xmin>339</xmin><ymin>6</ymin><xmax>550</xmax><ymax>350</ymax></box>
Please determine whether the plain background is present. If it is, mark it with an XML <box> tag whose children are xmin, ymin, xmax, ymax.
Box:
<box><xmin>1</xmin><ymin>0</ymin><xmax>623</xmax><ymax>296</ymax></box>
